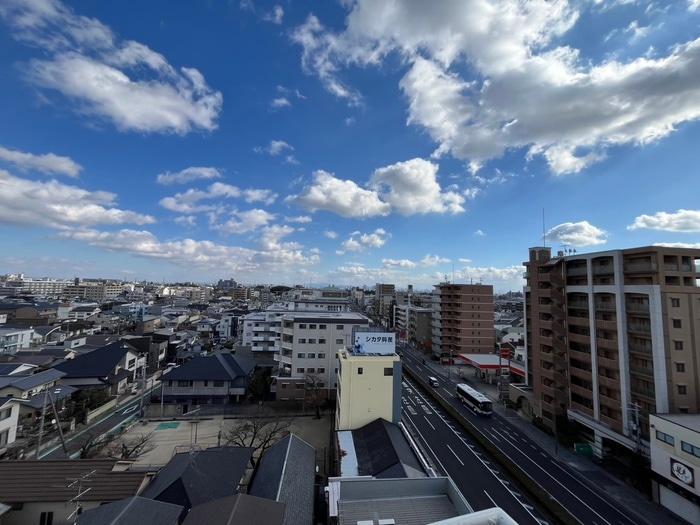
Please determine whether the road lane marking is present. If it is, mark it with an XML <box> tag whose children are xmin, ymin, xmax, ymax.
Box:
<box><xmin>424</xmin><ymin>416</ymin><xmax>435</xmax><ymax>430</ymax></box>
<box><xmin>447</xmin><ymin>444</ymin><xmax>465</xmax><ymax>466</ymax></box>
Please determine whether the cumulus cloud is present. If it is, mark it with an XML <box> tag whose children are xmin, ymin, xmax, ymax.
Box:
<box><xmin>271</xmin><ymin>97</ymin><xmax>291</xmax><ymax>108</ymax></box>
<box><xmin>243</xmin><ymin>188</ymin><xmax>278</xmax><ymax>205</ymax></box>
<box><xmin>256</xmin><ymin>140</ymin><xmax>294</xmax><ymax>156</ymax></box>
<box><xmin>0</xmin><ymin>170</ymin><xmax>154</xmax><ymax>228</ymax></box>
<box><xmin>324</xmin><ymin>230</ymin><xmax>338</xmax><ymax>239</ymax></box>
<box><xmin>0</xmin><ymin>146</ymin><xmax>82</xmax><ymax>177</ymax></box>
<box><xmin>654</xmin><ymin>242</ymin><xmax>700</xmax><ymax>249</ymax></box>
<box><xmin>156</xmin><ymin>167</ymin><xmax>223</xmax><ymax>185</ymax></box>
<box><xmin>338</xmin><ymin>228</ymin><xmax>390</xmax><ymax>253</ymax></box>
<box><xmin>369</xmin><ymin>158</ymin><xmax>465</xmax><ymax>215</ymax></box>
<box><xmin>474</xmin><ymin>229</ymin><xmax>486</xmax><ymax>237</ymax></box>
<box><xmin>421</xmin><ymin>254</ymin><xmax>451</xmax><ymax>267</ymax></box>
<box><xmin>211</xmin><ymin>209</ymin><xmax>276</xmax><ymax>234</ymax></box>
<box><xmin>545</xmin><ymin>221</ymin><xmax>608</xmax><ymax>246</ymax></box>
<box><xmin>159</xmin><ymin>182</ymin><xmax>275</xmax><ymax>214</ymax></box>
<box><xmin>0</xmin><ymin>0</ymin><xmax>221</xmax><ymax>134</ymax></box>
<box><xmin>628</xmin><ymin>209</ymin><xmax>700</xmax><ymax>232</ymax></box>
<box><xmin>286</xmin><ymin>170</ymin><xmax>390</xmax><ymax>218</ymax></box>
<box><xmin>291</xmin><ymin>1</ymin><xmax>700</xmax><ymax>175</ymax></box>
<box><xmin>382</xmin><ymin>258</ymin><xmax>417</xmax><ymax>268</ymax></box>
<box><xmin>285</xmin><ymin>215</ymin><xmax>312</xmax><ymax>223</ymax></box>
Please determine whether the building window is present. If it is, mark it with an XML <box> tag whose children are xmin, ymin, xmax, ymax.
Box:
<box><xmin>307</xmin><ymin>367</ymin><xmax>315</xmax><ymax>373</ymax></box>
<box><xmin>671</xmin><ymin>298</ymin><xmax>681</xmax><ymax>307</ymax></box>
<box><xmin>674</xmin><ymin>340</ymin><xmax>684</xmax><ymax>350</ymax></box>
<box><xmin>213</xmin><ymin>380</ymin><xmax>225</xmax><ymax>388</ymax></box>
<box><xmin>319</xmin><ymin>324</ymin><xmax>327</xmax><ymax>329</ymax></box>
<box><xmin>297</xmin><ymin>353</ymin><xmax>305</xmax><ymax>358</ymax></box>
<box><xmin>309</xmin><ymin>324</ymin><xmax>317</xmax><ymax>329</ymax></box>
<box><xmin>334</xmin><ymin>368</ymin><xmax>338</xmax><ymax>373</ymax></box>
<box><xmin>336</xmin><ymin>338</ymin><xmax>344</xmax><ymax>344</ymax></box>
<box><xmin>384</xmin><ymin>367</ymin><xmax>393</xmax><ymax>376</ymax></box>
<box><xmin>319</xmin><ymin>353</ymin><xmax>326</xmax><ymax>359</ymax></box>
<box><xmin>308</xmin><ymin>339</ymin><xmax>317</xmax><ymax>344</ymax></box>
<box><xmin>318</xmin><ymin>368</ymin><xmax>325</xmax><ymax>373</ymax></box>
<box><xmin>298</xmin><ymin>338</ymin><xmax>306</xmax><ymax>344</ymax></box>
<box><xmin>319</xmin><ymin>338</ymin><xmax>327</xmax><ymax>344</ymax></box>
<box><xmin>40</xmin><ymin>512</ymin><xmax>54</xmax><ymax>525</ymax></box>
<box><xmin>0</xmin><ymin>408</ymin><xmax>11</xmax><ymax>421</ymax></box>
<box><xmin>296</xmin><ymin>368</ymin><xmax>304</xmax><ymax>374</ymax></box>
<box><xmin>678</xmin><ymin>385</ymin><xmax>687</xmax><ymax>395</ymax></box>
<box><xmin>673</xmin><ymin>319</ymin><xmax>682</xmax><ymax>328</ymax></box>
<box><xmin>178</xmin><ymin>381</ymin><xmax>190</xmax><ymax>387</ymax></box>
<box><xmin>337</xmin><ymin>325</ymin><xmax>344</xmax><ymax>330</ymax></box>
<box><xmin>299</xmin><ymin>324</ymin><xmax>307</xmax><ymax>329</ymax></box>
<box><xmin>358</xmin><ymin>367</ymin><xmax>363</xmax><ymax>375</ymax></box>
<box><xmin>281</xmin><ymin>383</ymin><xmax>288</xmax><ymax>389</ymax></box>
<box><xmin>203</xmin><ymin>380</ymin><xmax>209</xmax><ymax>387</ymax></box>
<box><xmin>295</xmin><ymin>384</ymin><xmax>305</xmax><ymax>390</ymax></box>
<box><xmin>308</xmin><ymin>353</ymin><xmax>316</xmax><ymax>358</ymax></box>
<box><xmin>656</xmin><ymin>430</ymin><xmax>675</xmax><ymax>446</ymax></box>
<box><xmin>676</xmin><ymin>362</ymin><xmax>686</xmax><ymax>373</ymax></box>
<box><xmin>0</xmin><ymin>429</ymin><xmax>9</xmax><ymax>446</ymax></box>
<box><xmin>682</xmin><ymin>441</ymin><xmax>700</xmax><ymax>458</ymax></box>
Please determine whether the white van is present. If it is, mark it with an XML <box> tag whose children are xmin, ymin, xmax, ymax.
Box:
<box><xmin>428</xmin><ymin>376</ymin><xmax>439</xmax><ymax>387</ymax></box>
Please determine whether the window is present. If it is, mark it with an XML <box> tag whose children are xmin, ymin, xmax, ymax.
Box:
<box><xmin>358</xmin><ymin>367</ymin><xmax>364</xmax><ymax>375</ymax></box>
<box><xmin>297</xmin><ymin>353</ymin><xmax>306</xmax><ymax>358</ymax></box>
<box><xmin>40</xmin><ymin>512</ymin><xmax>54</xmax><ymax>525</ymax></box>
<box><xmin>384</xmin><ymin>367</ymin><xmax>393</xmax><ymax>376</ymax></box>
<box><xmin>673</xmin><ymin>319</ymin><xmax>682</xmax><ymax>328</ymax></box>
<box><xmin>319</xmin><ymin>353</ymin><xmax>326</xmax><ymax>359</ymax></box>
<box><xmin>336</xmin><ymin>338</ymin><xmax>344</xmax><ymax>344</ymax></box>
<box><xmin>318</xmin><ymin>368</ymin><xmax>325</xmax><ymax>373</ymax></box>
<box><xmin>299</xmin><ymin>323</ymin><xmax>307</xmax><ymax>329</ymax></box>
<box><xmin>295</xmin><ymin>384</ymin><xmax>305</xmax><ymax>390</ymax></box>
<box><xmin>334</xmin><ymin>368</ymin><xmax>338</xmax><ymax>373</ymax></box>
<box><xmin>309</xmin><ymin>324</ymin><xmax>317</xmax><ymax>329</ymax></box>
<box><xmin>671</xmin><ymin>298</ymin><xmax>681</xmax><ymax>307</ymax></box>
<box><xmin>307</xmin><ymin>367</ymin><xmax>315</xmax><ymax>373</ymax></box>
<box><xmin>676</xmin><ymin>363</ymin><xmax>686</xmax><ymax>373</ymax></box>
<box><xmin>682</xmin><ymin>441</ymin><xmax>700</xmax><ymax>458</ymax></box>
<box><xmin>281</xmin><ymin>383</ymin><xmax>289</xmax><ymax>389</ymax></box>
<box><xmin>337</xmin><ymin>325</ymin><xmax>344</xmax><ymax>330</ymax></box>
<box><xmin>678</xmin><ymin>385</ymin><xmax>687</xmax><ymax>395</ymax></box>
<box><xmin>308</xmin><ymin>339</ymin><xmax>317</xmax><ymax>344</ymax></box>
<box><xmin>203</xmin><ymin>380</ymin><xmax>209</xmax><ymax>387</ymax></box>
<box><xmin>298</xmin><ymin>338</ymin><xmax>306</xmax><ymax>344</ymax></box>
<box><xmin>319</xmin><ymin>324</ymin><xmax>327</xmax><ymax>329</ymax></box>
<box><xmin>0</xmin><ymin>429</ymin><xmax>9</xmax><ymax>446</ymax></box>
<box><xmin>178</xmin><ymin>380</ymin><xmax>190</xmax><ymax>387</ymax></box>
<box><xmin>656</xmin><ymin>430</ymin><xmax>675</xmax><ymax>446</ymax></box>
<box><xmin>319</xmin><ymin>338</ymin><xmax>327</xmax><ymax>344</ymax></box>
<box><xmin>674</xmin><ymin>340</ymin><xmax>684</xmax><ymax>351</ymax></box>
<box><xmin>308</xmin><ymin>353</ymin><xmax>316</xmax><ymax>358</ymax></box>
<box><xmin>296</xmin><ymin>368</ymin><xmax>305</xmax><ymax>374</ymax></box>
<box><xmin>213</xmin><ymin>380</ymin><xmax>225</xmax><ymax>387</ymax></box>
<box><xmin>128</xmin><ymin>358</ymin><xmax>136</xmax><ymax>368</ymax></box>
<box><xmin>0</xmin><ymin>408</ymin><xmax>11</xmax><ymax>421</ymax></box>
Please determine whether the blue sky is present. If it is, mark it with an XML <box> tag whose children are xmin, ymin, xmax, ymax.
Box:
<box><xmin>1</xmin><ymin>0</ymin><xmax>700</xmax><ymax>293</ymax></box>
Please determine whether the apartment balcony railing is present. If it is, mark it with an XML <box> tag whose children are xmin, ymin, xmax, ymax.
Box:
<box><xmin>599</xmin><ymin>392</ymin><xmax>622</xmax><ymax>409</ymax></box>
<box><xmin>594</xmin><ymin>301</ymin><xmax>616</xmax><ymax>312</ymax></box>
<box><xmin>630</xmin><ymin>364</ymin><xmax>655</xmax><ymax>378</ymax></box>
<box><xmin>631</xmin><ymin>386</ymin><xmax>656</xmax><ymax>400</ymax></box>
<box><xmin>627</xmin><ymin>323</ymin><xmax>651</xmax><ymax>335</ymax></box>
<box><xmin>566</xmin><ymin>267</ymin><xmax>588</xmax><ymax>276</ymax></box>
<box><xmin>596</xmin><ymin>338</ymin><xmax>618</xmax><ymax>351</ymax></box>
<box><xmin>596</xmin><ymin>355</ymin><xmax>619</xmax><ymax>369</ymax></box>
<box><xmin>624</xmin><ymin>263</ymin><xmax>658</xmax><ymax>273</ymax></box>
<box><xmin>568</xmin><ymin>316</ymin><xmax>590</xmax><ymax>328</ymax></box>
<box><xmin>597</xmin><ymin>374</ymin><xmax>619</xmax><ymax>389</ymax></box>
<box><xmin>592</xmin><ymin>265</ymin><xmax>614</xmax><ymax>275</ymax></box>
<box><xmin>625</xmin><ymin>303</ymin><xmax>650</xmax><ymax>313</ymax></box>
<box><xmin>628</xmin><ymin>343</ymin><xmax>653</xmax><ymax>357</ymax></box>
<box><xmin>594</xmin><ymin>319</ymin><xmax>617</xmax><ymax>331</ymax></box>
<box><xmin>568</xmin><ymin>299</ymin><xmax>590</xmax><ymax>310</ymax></box>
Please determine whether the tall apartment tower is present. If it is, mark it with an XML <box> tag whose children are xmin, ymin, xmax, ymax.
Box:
<box><xmin>524</xmin><ymin>246</ymin><xmax>700</xmax><ymax>455</ymax></box>
<box><xmin>431</xmin><ymin>283</ymin><xmax>495</xmax><ymax>357</ymax></box>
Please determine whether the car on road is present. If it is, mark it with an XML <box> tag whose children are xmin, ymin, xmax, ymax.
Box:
<box><xmin>428</xmin><ymin>376</ymin><xmax>439</xmax><ymax>387</ymax></box>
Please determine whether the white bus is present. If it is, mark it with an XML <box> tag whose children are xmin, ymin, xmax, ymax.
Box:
<box><xmin>456</xmin><ymin>383</ymin><xmax>493</xmax><ymax>416</ymax></box>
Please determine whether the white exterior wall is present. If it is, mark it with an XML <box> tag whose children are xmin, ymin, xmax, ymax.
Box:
<box><xmin>336</xmin><ymin>348</ymin><xmax>399</xmax><ymax>431</ymax></box>
<box><xmin>0</xmin><ymin>400</ymin><xmax>20</xmax><ymax>447</ymax></box>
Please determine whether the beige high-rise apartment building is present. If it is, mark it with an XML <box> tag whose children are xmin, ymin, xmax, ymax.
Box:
<box><xmin>431</xmin><ymin>283</ymin><xmax>495</xmax><ymax>357</ymax></box>
<box><xmin>522</xmin><ymin>246</ymin><xmax>700</xmax><ymax>456</ymax></box>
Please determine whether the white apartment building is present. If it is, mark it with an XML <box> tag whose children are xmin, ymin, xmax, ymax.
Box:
<box><xmin>650</xmin><ymin>414</ymin><xmax>700</xmax><ymax>523</ymax></box>
<box><xmin>0</xmin><ymin>327</ymin><xmax>34</xmax><ymax>355</ymax></box>
<box><xmin>273</xmin><ymin>312</ymin><xmax>371</xmax><ymax>401</ymax></box>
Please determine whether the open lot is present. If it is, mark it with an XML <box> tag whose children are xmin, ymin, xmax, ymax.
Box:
<box><xmin>123</xmin><ymin>413</ymin><xmax>334</xmax><ymax>470</ymax></box>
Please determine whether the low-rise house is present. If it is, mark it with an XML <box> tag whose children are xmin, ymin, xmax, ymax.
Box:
<box><xmin>0</xmin><ymin>459</ymin><xmax>156</xmax><ymax>525</ymax></box>
<box><xmin>53</xmin><ymin>341</ymin><xmax>142</xmax><ymax>395</ymax></box>
<box><xmin>182</xmin><ymin>494</ymin><xmax>285</xmax><ymax>525</ymax></box>
<box><xmin>77</xmin><ymin>496</ymin><xmax>182</xmax><ymax>525</ymax></box>
<box><xmin>161</xmin><ymin>353</ymin><xmax>256</xmax><ymax>411</ymax></box>
<box><xmin>0</xmin><ymin>398</ymin><xmax>21</xmax><ymax>450</ymax></box>
<box><xmin>0</xmin><ymin>326</ymin><xmax>34</xmax><ymax>356</ymax></box>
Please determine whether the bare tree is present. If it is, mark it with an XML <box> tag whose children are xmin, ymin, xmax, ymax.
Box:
<box><xmin>107</xmin><ymin>432</ymin><xmax>157</xmax><ymax>460</ymax></box>
<box><xmin>222</xmin><ymin>411</ymin><xmax>292</xmax><ymax>464</ymax></box>
<box><xmin>304</xmin><ymin>373</ymin><xmax>325</xmax><ymax>419</ymax></box>
<box><xmin>76</xmin><ymin>432</ymin><xmax>116</xmax><ymax>459</ymax></box>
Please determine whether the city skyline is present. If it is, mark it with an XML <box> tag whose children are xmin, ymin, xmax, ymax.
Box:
<box><xmin>1</xmin><ymin>0</ymin><xmax>700</xmax><ymax>293</ymax></box>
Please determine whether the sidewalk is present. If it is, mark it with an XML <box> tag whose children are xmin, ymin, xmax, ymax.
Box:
<box><xmin>425</xmin><ymin>358</ymin><xmax>685</xmax><ymax>525</ymax></box>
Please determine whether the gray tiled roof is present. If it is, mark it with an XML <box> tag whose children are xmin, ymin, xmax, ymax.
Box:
<box><xmin>182</xmin><ymin>493</ymin><xmax>285</xmax><ymax>525</ymax></box>
<box><xmin>163</xmin><ymin>353</ymin><xmax>256</xmax><ymax>381</ymax></box>
<box><xmin>249</xmin><ymin>434</ymin><xmax>316</xmax><ymax>525</ymax></box>
<box><xmin>0</xmin><ymin>368</ymin><xmax>66</xmax><ymax>391</ymax></box>
<box><xmin>352</xmin><ymin>418</ymin><xmax>425</xmax><ymax>478</ymax></box>
<box><xmin>53</xmin><ymin>341</ymin><xmax>137</xmax><ymax>378</ymax></box>
<box><xmin>76</xmin><ymin>496</ymin><xmax>183</xmax><ymax>525</ymax></box>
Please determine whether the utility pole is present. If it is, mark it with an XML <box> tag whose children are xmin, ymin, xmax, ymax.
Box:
<box><xmin>34</xmin><ymin>389</ymin><xmax>49</xmax><ymax>459</ymax></box>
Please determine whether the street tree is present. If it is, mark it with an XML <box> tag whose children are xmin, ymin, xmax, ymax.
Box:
<box><xmin>108</xmin><ymin>432</ymin><xmax>157</xmax><ymax>460</ymax></box>
<box><xmin>304</xmin><ymin>373</ymin><xmax>325</xmax><ymax>419</ymax></box>
<box><xmin>222</xmin><ymin>411</ymin><xmax>292</xmax><ymax>464</ymax></box>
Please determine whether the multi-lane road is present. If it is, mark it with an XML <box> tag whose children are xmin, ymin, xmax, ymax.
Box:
<box><xmin>401</xmin><ymin>349</ymin><xmax>643</xmax><ymax>525</ymax></box>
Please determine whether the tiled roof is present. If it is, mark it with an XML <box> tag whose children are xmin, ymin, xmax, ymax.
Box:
<box><xmin>76</xmin><ymin>496</ymin><xmax>183</xmax><ymax>525</ymax></box>
<box><xmin>182</xmin><ymin>494</ymin><xmax>285</xmax><ymax>525</ymax></box>
<box><xmin>249</xmin><ymin>434</ymin><xmax>316</xmax><ymax>525</ymax></box>
<box><xmin>53</xmin><ymin>341</ymin><xmax>137</xmax><ymax>378</ymax></box>
<box><xmin>0</xmin><ymin>460</ymin><xmax>154</xmax><ymax>503</ymax></box>
<box><xmin>351</xmin><ymin>418</ymin><xmax>425</xmax><ymax>478</ymax></box>
<box><xmin>163</xmin><ymin>353</ymin><xmax>256</xmax><ymax>381</ymax></box>
<box><xmin>0</xmin><ymin>368</ymin><xmax>66</xmax><ymax>391</ymax></box>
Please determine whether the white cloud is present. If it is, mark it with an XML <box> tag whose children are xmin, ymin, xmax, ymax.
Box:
<box><xmin>545</xmin><ymin>221</ymin><xmax>608</xmax><ymax>246</ymax></box>
<box><xmin>458</xmin><ymin>258</ymin><xmax>472</xmax><ymax>263</ymax></box>
<box><xmin>382</xmin><ymin>258</ymin><xmax>417</xmax><ymax>268</ymax></box>
<box><xmin>240</xmin><ymin>0</ymin><xmax>255</xmax><ymax>12</ymax></box>
<box><xmin>653</xmin><ymin>242</ymin><xmax>700</xmax><ymax>249</ymax></box>
<box><xmin>286</xmin><ymin>215</ymin><xmax>312</xmax><ymax>223</ymax></box>
<box><xmin>0</xmin><ymin>169</ymin><xmax>154</xmax><ymax>228</ymax></box>
<box><xmin>340</xmin><ymin>228</ymin><xmax>390</xmax><ymax>252</ymax></box>
<box><xmin>174</xmin><ymin>215</ymin><xmax>197</xmax><ymax>227</ymax></box>
<box><xmin>370</xmin><ymin>158</ymin><xmax>465</xmax><ymax>215</ymax></box>
<box><xmin>690</xmin><ymin>0</ymin><xmax>700</xmax><ymax>12</ymax></box>
<box><xmin>421</xmin><ymin>254</ymin><xmax>451</xmax><ymax>267</ymax></box>
<box><xmin>159</xmin><ymin>182</ymin><xmax>275</xmax><ymax>213</ymax></box>
<box><xmin>285</xmin><ymin>155</ymin><xmax>300</xmax><ymax>165</ymax></box>
<box><xmin>287</xmin><ymin>170</ymin><xmax>390</xmax><ymax>218</ymax></box>
<box><xmin>271</xmin><ymin>97</ymin><xmax>291</xmax><ymax>108</ymax></box>
<box><xmin>243</xmin><ymin>188</ymin><xmax>278</xmax><ymax>205</ymax></box>
<box><xmin>211</xmin><ymin>209</ymin><xmax>276</xmax><ymax>234</ymax></box>
<box><xmin>156</xmin><ymin>167</ymin><xmax>223</xmax><ymax>185</ymax></box>
<box><xmin>262</xmin><ymin>5</ymin><xmax>284</xmax><ymax>25</ymax></box>
<box><xmin>474</xmin><ymin>229</ymin><xmax>486</xmax><ymax>237</ymax></box>
<box><xmin>291</xmin><ymin>1</ymin><xmax>700</xmax><ymax>175</ymax></box>
<box><xmin>628</xmin><ymin>209</ymin><xmax>700</xmax><ymax>232</ymax></box>
<box><xmin>256</xmin><ymin>140</ymin><xmax>293</xmax><ymax>156</ymax></box>
<box><xmin>1</xmin><ymin>0</ymin><xmax>221</xmax><ymax>134</ymax></box>
<box><xmin>324</xmin><ymin>230</ymin><xmax>338</xmax><ymax>239</ymax></box>
<box><xmin>0</xmin><ymin>146</ymin><xmax>82</xmax><ymax>177</ymax></box>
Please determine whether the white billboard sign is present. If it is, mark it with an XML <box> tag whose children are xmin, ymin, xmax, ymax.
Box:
<box><xmin>353</xmin><ymin>332</ymin><xmax>395</xmax><ymax>355</ymax></box>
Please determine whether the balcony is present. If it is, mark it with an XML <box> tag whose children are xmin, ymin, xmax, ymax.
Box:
<box><xmin>594</xmin><ymin>301</ymin><xmax>616</xmax><ymax>312</ymax></box>
<box><xmin>570</xmin><ymin>384</ymin><xmax>593</xmax><ymax>399</ymax></box>
<box><xmin>597</xmin><ymin>374</ymin><xmax>618</xmax><ymax>389</ymax></box>
<box><xmin>568</xmin><ymin>332</ymin><xmax>591</xmax><ymax>345</ymax></box>
<box><xmin>594</xmin><ymin>319</ymin><xmax>617</xmax><ymax>331</ymax></box>
<box><xmin>596</xmin><ymin>338</ymin><xmax>618</xmax><ymax>351</ymax></box>
<box><xmin>568</xmin><ymin>316</ymin><xmax>590</xmax><ymax>328</ymax></box>
<box><xmin>592</xmin><ymin>265</ymin><xmax>614</xmax><ymax>275</ymax></box>
<box><xmin>631</xmin><ymin>386</ymin><xmax>656</xmax><ymax>400</ymax></box>
<box><xmin>627</xmin><ymin>323</ymin><xmax>651</xmax><ymax>335</ymax></box>
<box><xmin>625</xmin><ymin>303</ymin><xmax>650</xmax><ymax>314</ymax></box>
<box><xmin>630</xmin><ymin>364</ymin><xmax>654</xmax><ymax>378</ymax></box>
<box><xmin>599</xmin><ymin>392</ymin><xmax>622</xmax><ymax>410</ymax></box>
<box><xmin>566</xmin><ymin>267</ymin><xmax>588</xmax><ymax>276</ymax></box>
<box><xmin>568</xmin><ymin>299</ymin><xmax>589</xmax><ymax>310</ymax></box>
<box><xmin>624</xmin><ymin>262</ymin><xmax>658</xmax><ymax>273</ymax></box>
<box><xmin>596</xmin><ymin>355</ymin><xmax>619</xmax><ymax>369</ymax></box>
<box><xmin>628</xmin><ymin>343</ymin><xmax>653</xmax><ymax>357</ymax></box>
